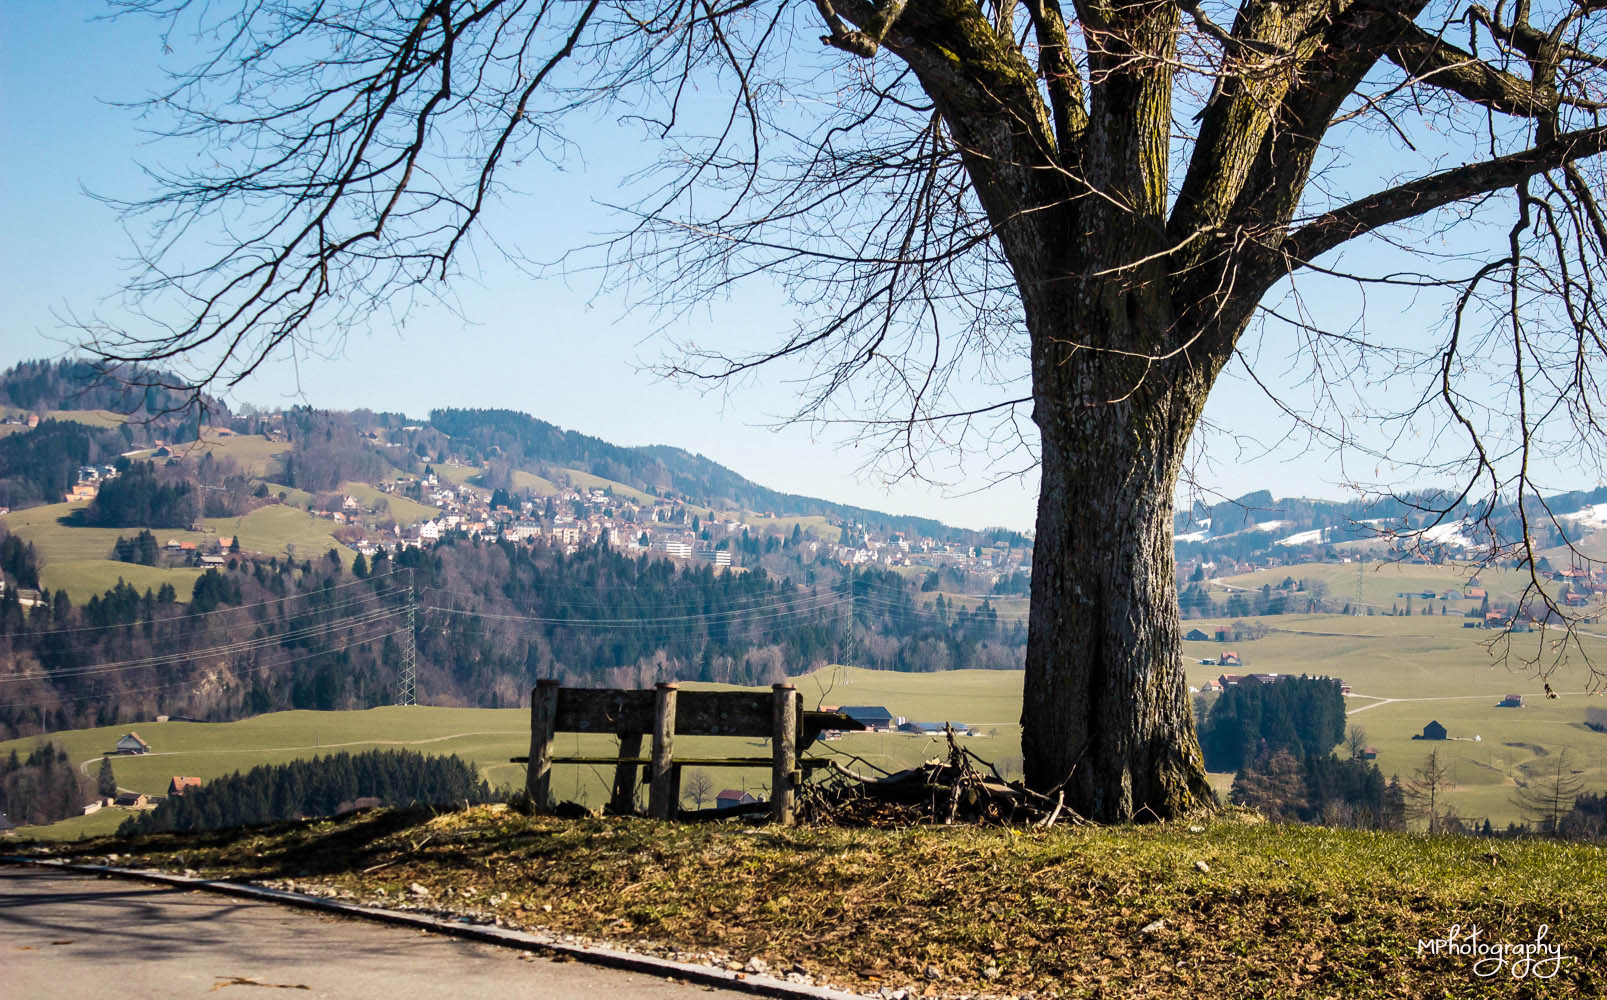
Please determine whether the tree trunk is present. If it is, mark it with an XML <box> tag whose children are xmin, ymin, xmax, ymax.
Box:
<box><xmin>1021</xmin><ymin>317</ymin><xmax>1217</xmax><ymax>823</ymax></box>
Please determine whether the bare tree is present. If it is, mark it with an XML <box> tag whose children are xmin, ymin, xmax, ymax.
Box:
<box><xmin>82</xmin><ymin>0</ymin><xmax>1607</xmax><ymax>821</ymax></box>
<box><xmin>683</xmin><ymin>768</ymin><xmax>715</xmax><ymax>810</ymax></box>
<box><xmin>1513</xmin><ymin>748</ymin><xmax>1586</xmax><ymax>834</ymax></box>
<box><xmin>1345</xmin><ymin>725</ymin><xmax>1369</xmax><ymax>761</ymax></box>
<box><xmin>1405</xmin><ymin>749</ymin><xmax>1452</xmax><ymax>835</ymax></box>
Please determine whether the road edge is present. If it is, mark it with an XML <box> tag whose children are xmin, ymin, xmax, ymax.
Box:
<box><xmin>1</xmin><ymin>855</ymin><xmax>863</xmax><ymax>1000</ymax></box>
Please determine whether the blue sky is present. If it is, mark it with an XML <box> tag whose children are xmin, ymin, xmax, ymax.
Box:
<box><xmin>3</xmin><ymin>4</ymin><xmax>1594</xmax><ymax>532</ymax></box>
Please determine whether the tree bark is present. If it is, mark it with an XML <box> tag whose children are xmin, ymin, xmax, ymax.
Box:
<box><xmin>1021</xmin><ymin>313</ymin><xmax>1218</xmax><ymax>823</ymax></box>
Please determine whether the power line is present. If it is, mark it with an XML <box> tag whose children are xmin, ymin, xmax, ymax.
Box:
<box><xmin>0</xmin><ymin>605</ymin><xmax>410</xmax><ymax>684</ymax></box>
<box><xmin>14</xmin><ymin>569</ymin><xmax>408</xmax><ymax>638</ymax></box>
<box><xmin>0</xmin><ymin>628</ymin><xmax>410</xmax><ymax>710</ymax></box>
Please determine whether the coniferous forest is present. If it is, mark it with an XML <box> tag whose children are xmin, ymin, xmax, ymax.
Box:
<box><xmin>117</xmin><ymin>749</ymin><xmax>491</xmax><ymax>836</ymax></box>
<box><xmin>0</xmin><ymin>531</ymin><xmax>1026</xmax><ymax>740</ymax></box>
<box><xmin>0</xmin><ymin>743</ymin><xmax>93</xmax><ymax>826</ymax></box>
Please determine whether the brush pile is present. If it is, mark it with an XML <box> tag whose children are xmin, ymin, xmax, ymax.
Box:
<box><xmin>797</xmin><ymin>728</ymin><xmax>1083</xmax><ymax>828</ymax></box>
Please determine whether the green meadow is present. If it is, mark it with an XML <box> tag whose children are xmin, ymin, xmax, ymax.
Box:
<box><xmin>338</xmin><ymin>481</ymin><xmax>440</xmax><ymax>527</ymax></box>
<box><xmin>11</xmin><ymin>625</ymin><xmax>1607</xmax><ymax>838</ymax></box>
<box><xmin>129</xmin><ymin>433</ymin><xmax>290</xmax><ymax>477</ymax></box>
<box><xmin>202</xmin><ymin>505</ymin><xmax>343</xmax><ymax>559</ymax></box>
<box><xmin>0</xmin><ymin>500</ymin><xmax>212</xmax><ymax>599</ymax></box>
<box><xmin>1183</xmin><ymin>612</ymin><xmax>1607</xmax><ymax>825</ymax></box>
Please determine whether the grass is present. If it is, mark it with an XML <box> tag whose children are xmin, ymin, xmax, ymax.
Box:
<box><xmin>9</xmin><ymin>643</ymin><xmax>1606</xmax><ymax>834</ymax></box>
<box><xmin>0</xmin><ymin>707</ymin><xmax>531</xmax><ymax>806</ymax></box>
<box><xmin>38</xmin><ymin>560</ymin><xmax>205</xmax><ymax>603</ymax></box>
<box><xmin>338</xmin><ymin>481</ymin><xmax>440</xmax><ymax>527</ymax></box>
<box><xmin>1214</xmin><ymin>562</ymin><xmax>1545</xmax><ymax>612</ymax></box>
<box><xmin>128</xmin><ymin>434</ymin><xmax>290</xmax><ymax>477</ymax></box>
<box><xmin>1183</xmin><ymin>612</ymin><xmax>1607</xmax><ymax>823</ymax></box>
<box><xmin>203</xmin><ymin>505</ymin><xmax>343</xmax><ymax>559</ymax></box>
<box><xmin>548</xmin><ymin>467</ymin><xmax>656</xmax><ymax>505</ymax></box>
<box><xmin>509</xmin><ymin>469</ymin><xmax>561</xmax><ymax>496</ymax></box>
<box><xmin>14</xmin><ymin>807</ymin><xmax>1605</xmax><ymax>999</ymax></box>
<box><xmin>0</xmin><ymin>501</ymin><xmax>215</xmax><ymax>599</ymax></box>
<box><xmin>45</xmin><ymin>408</ymin><xmax>127</xmax><ymax>429</ymax></box>
<box><xmin>432</xmin><ymin>462</ymin><xmax>482</xmax><ymax>486</ymax></box>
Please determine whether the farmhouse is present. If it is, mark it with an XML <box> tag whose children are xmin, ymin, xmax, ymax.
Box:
<box><xmin>168</xmin><ymin>776</ymin><xmax>203</xmax><ymax>797</ymax></box>
<box><xmin>1184</xmin><ymin>628</ymin><xmax>1211</xmax><ymax>642</ymax></box>
<box><xmin>115</xmin><ymin>732</ymin><xmax>151</xmax><ymax>754</ymax></box>
<box><xmin>1415</xmin><ymin>720</ymin><xmax>1449</xmax><ymax>741</ymax></box>
<box><xmin>113</xmin><ymin>792</ymin><xmax>149</xmax><ymax>808</ymax></box>
<box><xmin>1360</xmin><ymin>747</ymin><xmax>1379</xmax><ymax>760</ymax></box>
<box><xmin>839</xmin><ymin>706</ymin><xmax>897</xmax><ymax>731</ymax></box>
<box><xmin>716</xmin><ymin>789</ymin><xmax>758</xmax><ymax>809</ymax></box>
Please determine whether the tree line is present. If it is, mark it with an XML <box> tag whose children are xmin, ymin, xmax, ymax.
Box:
<box><xmin>117</xmin><ymin>749</ymin><xmax>492</xmax><ymax>836</ymax></box>
<box><xmin>0</xmin><ymin>532</ymin><xmax>1024</xmax><ymax>740</ymax></box>
<box><xmin>0</xmin><ymin>743</ymin><xmax>92</xmax><ymax>827</ymax></box>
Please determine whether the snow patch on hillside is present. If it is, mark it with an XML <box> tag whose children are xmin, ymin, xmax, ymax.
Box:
<box><xmin>1276</xmin><ymin>528</ymin><xmax>1326</xmax><ymax>547</ymax></box>
<box><xmin>1557</xmin><ymin>502</ymin><xmax>1607</xmax><ymax>529</ymax></box>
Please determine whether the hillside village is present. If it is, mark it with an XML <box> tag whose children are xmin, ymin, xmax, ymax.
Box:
<box><xmin>30</xmin><ymin>417</ymin><xmax>1607</xmax><ymax>626</ymax></box>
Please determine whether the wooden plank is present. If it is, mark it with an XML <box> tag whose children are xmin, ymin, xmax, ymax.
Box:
<box><xmin>609</xmin><ymin>732</ymin><xmax>643</xmax><ymax>816</ymax></box>
<box><xmin>771</xmin><ymin>684</ymin><xmax>798</xmax><ymax>825</ymax></box>
<box><xmin>549</xmin><ymin>686</ymin><xmax>845</xmax><ymax>740</ymax></box>
<box><xmin>649</xmin><ymin>682</ymin><xmax>678</xmax><ymax>820</ymax></box>
<box><xmin>520</xmin><ymin>755</ymin><xmax>833</xmax><ymax>769</ymax></box>
<box><xmin>673</xmin><ymin>690</ymin><xmax>774</xmax><ymax>737</ymax></box>
<box><xmin>552</xmin><ymin>688</ymin><xmax>654</xmax><ymax>734</ymax></box>
<box><xmin>525</xmin><ymin>679</ymin><xmax>560</xmax><ymax>809</ymax></box>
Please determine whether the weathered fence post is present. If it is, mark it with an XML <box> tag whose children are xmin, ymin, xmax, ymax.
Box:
<box><xmin>526</xmin><ymin>679</ymin><xmax>560</xmax><ymax>809</ymax></box>
<box><xmin>608</xmin><ymin>732</ymin><xmax>643</xmax><ymax>816</ymax></box>
<box><xmin>771</xmin><ymin>682</ymin><xmax>798</xmax><ymax>825</ymax></box>
<box><xmin>649</xmin><ymin>682</ymin><xmax>679</xmax><ymax>820</ymax></box>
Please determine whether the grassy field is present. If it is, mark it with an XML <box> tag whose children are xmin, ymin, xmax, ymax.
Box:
<box><xmin>339</xmin><ymin>481</ymin><xmax>440</xmax><ymax>527</ymax></box>
<box><xmin>509</xmin><ymin>469</ymin><xmax>561</xmax><ymax>496</ymax></box>
<box><xmin>23</xmin><ymin>808</ymin><xmax>1607</xmax><ymax>999</ymax></box>
<box><xmin>432</xmin><ymin>462</ymin><xmax>481</xmax><ymax>486</ymax></box>
<box><xmin>1184</xmin><ymin>612</ymin><xmax>1607</xmax><ymax>824</ymax></box>
<box><xmin>7</xmin><ymin>602</ymin><xmax>1607</xmax><ymax>837</ymax></box>
<box><xmin>45</xmin><ymin>408</ymin><xmax>127</xmax><ymax>429</ymax></box>
<box><xmin>1215</xmin><ymin>561</ymin><xmax>1547</xmax><ymax>612</ymax></box>
<box><xmin>0</xmin><ymin>500</ymin><xmax>215</xmax><ymax>599</ymax></box>
<box><xmin>3</xmin><ymin>668</ymin><xmax>1025</xmax><ymax>840</ymax></box>
<box><xmin>203</xmin><ymin>505</ymin><xmax>343</xmax><ymax>559</ymax></box>
<box><xmin>548</xmin><ymin>466</ymin><xmax>656</xmax><ymax>505</ymax></box>
<box><xmin>128</xmin><ymin>433</ymin><xmax>290</xmax><ymax>477</ymax></box>
<box><xmin>39</xmin><ymin>560</ymin><xmax>206</xmax><ymax>602</ymax></box>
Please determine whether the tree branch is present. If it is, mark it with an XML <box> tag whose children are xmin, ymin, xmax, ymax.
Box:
<box><xmin>1283</xmin><ymin>124</ymin><xmax>1607</xmax><ymax>265</ymax></box>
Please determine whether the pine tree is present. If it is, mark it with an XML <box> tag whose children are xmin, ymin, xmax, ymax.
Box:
<box><xmin>97</xmin><ymin>757</ymin><xmax>117</xmax><ymax>799</ymax></box>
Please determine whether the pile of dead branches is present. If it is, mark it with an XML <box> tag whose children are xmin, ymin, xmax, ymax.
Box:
<box><xmin>798</xmin><ymin>729</ymin><xmax>1084</xmax><ymax>828</ymax></box>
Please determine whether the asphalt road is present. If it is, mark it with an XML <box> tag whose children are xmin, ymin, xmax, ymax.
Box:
<box><xmin>0</xmin><ymin>865</ymin><xmax>743</xmax><ymax>999</ymax></box>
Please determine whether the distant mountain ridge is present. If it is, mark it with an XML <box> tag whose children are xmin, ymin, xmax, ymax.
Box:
<box><xmin>1174</xmin><ymin>486</ymin><xmax>1607</xmax><ymax>564</ymax></box>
